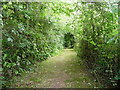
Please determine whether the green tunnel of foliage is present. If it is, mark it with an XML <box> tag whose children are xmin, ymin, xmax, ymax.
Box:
<box><xmin>1</xmin><ymin>1</ymin><xmax>120</xmax><ymax>88</ymax></box>
<box><xmin>64</xmin><ymin>33</ymin><xmax>75</xmax><ymax>48</ymax></box>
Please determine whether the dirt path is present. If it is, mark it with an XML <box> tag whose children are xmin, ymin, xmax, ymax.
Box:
<box><xmin>11</xmin><ymin>49</ymin><xmax>101</xmax><ymax>88</ymax></box>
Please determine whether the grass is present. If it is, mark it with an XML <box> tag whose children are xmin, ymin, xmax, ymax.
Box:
<box><xmin>11</xmin><ymin>49</ymin><xmax>102</xmax><ymax>88</ymax></box>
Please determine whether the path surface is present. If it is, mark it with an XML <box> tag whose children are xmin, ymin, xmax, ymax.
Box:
<box><xmin>11</xmin><ymin>49</ymin><xmax>101</xmax><ymax>88</ymax></box>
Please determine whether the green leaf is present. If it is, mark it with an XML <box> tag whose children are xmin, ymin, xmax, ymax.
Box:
<box><xmin>114</xmin><ymin>75</ymin><xmax>120</xmax><ymax>80</ymax></box>
<box><xmin>7</xmin><ymin>37</ymin><xmax>13</xmax><ymax>42</ymax></box>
